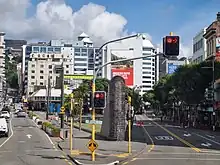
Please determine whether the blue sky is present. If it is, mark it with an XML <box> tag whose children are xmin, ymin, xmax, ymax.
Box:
<box><xmin>30</xmin><ymin>0</ymin><xmax>220</xmax><ymax>45</ymax></box>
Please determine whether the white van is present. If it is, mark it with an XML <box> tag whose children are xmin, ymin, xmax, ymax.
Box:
<box><xmin>0</xmin><ymin>117</ymin><xmax>9</xmax><ymax>137</ymax></box>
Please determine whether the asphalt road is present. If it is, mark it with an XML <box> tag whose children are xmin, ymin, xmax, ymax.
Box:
<box><xmin>127</xmin><ymin>118</ymin><xmax>220</xmax><ymax>165</ymax></box>
<box><xmin>0</xmin><ymin>114</ymin><xmax>72</xmax><ymax>165</ymax></box>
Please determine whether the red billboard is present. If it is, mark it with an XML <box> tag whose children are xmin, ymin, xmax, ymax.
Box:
<box><xmin>111</xmin><ymin>67</ymin><xmax>134</xmax><ymax>86</ymax></box>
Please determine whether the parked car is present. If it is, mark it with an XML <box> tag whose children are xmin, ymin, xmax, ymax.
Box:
<box><xmin>0</xmin><ymin>111</ymin><xmax>10</xmax><ymax>122</ymax></box>
<box><xmin>0</xmin><ymin>117</ymin><xmax>9</xmax><ymax>137</ymax></box>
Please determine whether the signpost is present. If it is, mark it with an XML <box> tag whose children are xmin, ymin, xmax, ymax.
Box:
<box><xmin>60</xmin><ymin>106</ymin><xmax>65</xmax><ymax>114</ymax></box>
<box><xmin>87</xmin><ymin>139</ymin><xmax>98</xmax><ymax>153</ymax></box>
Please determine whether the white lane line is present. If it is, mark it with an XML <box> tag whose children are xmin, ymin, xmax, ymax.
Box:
<box><xmin>193</xmin><ymin>133</ymin><xmax>220</xmax><ymax>146</ymax></box>
<box><xmin>31</xmin><ymin>119</ymin><xmax>54</xmax><ymax>145</ymax></box>
<box><xmin>0</xmin><ymin>118</ymin><xmax>14</xmax><ymax>148</ymax></box>
<box><xmin>136</xmin><ymin>158</ymin><xmax>220</xmax><ymax>160</ymax></box>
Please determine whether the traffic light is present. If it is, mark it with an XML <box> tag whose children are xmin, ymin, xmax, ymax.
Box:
<box><xmin>163</xmin><ymin>36</ymin><xmax>180</xmax><ymax>56</ymax></box>
<box><xmin>205</xmin><ymin>87</ymin><xmax>214</xmax><ymax>101</ymax></box>
<box><xmin>94</xmin><ymin>91</ymin><xmax>106</xmax><ymax>108</ymax></box>
<box><xmin>87</xmin><ymin>92</ymin><xmax>92</xmax><ymax>108</ymax></box>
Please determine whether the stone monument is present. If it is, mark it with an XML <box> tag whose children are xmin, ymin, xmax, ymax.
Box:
<box><xmin>100</xmin><ymin>76</ymin><xmax>127</xmax><ymax>141</ymax></box>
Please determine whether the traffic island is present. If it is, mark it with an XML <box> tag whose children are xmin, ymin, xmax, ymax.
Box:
<box><xmin>57</xmin><ymin>127</ymin><xmax>145</xmax><ymax>165</ymax></box>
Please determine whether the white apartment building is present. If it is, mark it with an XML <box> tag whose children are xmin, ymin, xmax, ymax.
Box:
<box><xmin>17</xmin><ymin>63</ymin><xmax>22</xmax><ymax>95</ymax></box>
<box><xmin>0</xmin><ymin>32</ymin><xmax>5</xmax><ymax>94</ymax></box>
<box><xmin>104</xmin><ymin>34</ymin><xmax>157</xmax><ymax>95</ymax></box>
<box><xmin>22</xmin><ymin>33</ymin><xmax>104</xmax><ymax>98</ymax></box>
<box><xmin>192</xmin><ymin>28</ymin><xmax>207</xmax><ymax>63</ymax></box>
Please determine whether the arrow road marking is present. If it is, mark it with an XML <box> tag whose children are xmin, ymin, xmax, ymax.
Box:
<box><xmin>26</xmin><ymin>134</ymin><xmax>32</xmax><ymax>139</ymax></box>
<box><xmin>201</xmin><ymin>142</ymin><xmax>212</xmax><ymax>147</ymax></box>
<box><xmin>206</xmin><ymin>134</ymin><xmax>215</xmax><ymax>139</ymax></box>
<box><xmin>184</xmin><ymin>133</ymin><xmax>191</xmax><ymax>137</ymax></box>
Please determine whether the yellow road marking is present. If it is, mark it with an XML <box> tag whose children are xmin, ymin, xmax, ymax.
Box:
<box><xmin>142</xmin><ymin>125</ymin><xmax>155</xmax><ymax>152</ymax></box>
<box><xmin>153</xmin><ymin>121</ymin><xmax>201</xmax><ymax>152</ymax></box>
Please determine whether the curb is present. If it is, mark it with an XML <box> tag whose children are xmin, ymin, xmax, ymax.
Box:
<box><xmin>67</xmin><ymin>154</ymin><xmax>120</xmax><ymax>165</ymax></box>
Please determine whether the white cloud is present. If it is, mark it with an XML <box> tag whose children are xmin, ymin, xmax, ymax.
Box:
<box><xmin>0</xmin><ymin>0</ymin><xmax>151</xmax><ymax>45</ymax></box>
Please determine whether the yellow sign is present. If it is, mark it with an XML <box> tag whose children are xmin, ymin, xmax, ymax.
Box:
<box><xmin>60</xmin><ymin>106</ymin><xmax>65</xmax><ymax>112</ymax></box>
<box><xmin>87</xmin><ymin>139</ymin><xmax>98</xmax><ymax>152</ymax></box>
<box><xmin>64</xmin><ymin>74</ymin><xmax>93</xmax><ymax>80</ymax></box>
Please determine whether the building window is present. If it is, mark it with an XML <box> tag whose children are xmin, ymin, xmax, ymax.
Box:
<box><xmin>33</xmin><ymin>47</ymin><xmax>39</xmax><ymax>53</ymax></box>
<box><xmin>75</xmin><ymin>58</ymin><xmax>87</xmax><ymax>61</ymax></box>
<box><xmin>40</xmin><ymin>47</ymin><xmax>47</xmax><ymax>53</ymax></box>
<box><xmin>143</xmin><ymin>62</ymin><xmax>151</xmax><ymax>65</ymax></box>
<box><xmin>75</xmin><ymin>48</ymin><xmax>80</xmax><ymax>53</ymax></box>
<box><xmin>31</xmin><ymin>70</ymin><xmax>35</xmax><ymax>73</ymax></box>
<box><xmin>142</xmin><ymin>67</ymin><xmax>151</xmax><ymax>70</ymax></box>
<box><xmin>40</xmin><ymin>82</ymin><xmax>44</xmax><ymax>85</ymax></box>
<box><xmin>74</xmin><ymin>63</ymin><xmax>87</xmax><ymax>66</ymax></box>
<box><xmin>40</xmin><ymin>70</ymin><xmax>44</xmax><ymax>73</ymax></box>
<box><xmin>143</xmin><ymin>71</ymin><xmax>151</xmax><ymax>74</ymax></box>
<box><xmin>143</xmin><ymin>47</ymin><xmax>152</xmax><ymax>51</ymax></box>
<box><xmin>31</xmin><ymin>64</ymin><xmax>35</xmax><ymax>67</ymax></box>
<box><xmin>66</xmin><ymin>71</ymin><xmax>69</xmax><ymax>74</ymax></box>
<box><xmin>40</xmin><ymin>64</ymin><xmax>44</xmax><ymax>68</ymax></box>
<box><xmin>54</xmin><ymin>47</ymin><xmax>61</xmax><ymax>52</ymax></box>
<box><xmin>49</xmin><ymin>65</ymin><xmax>52</xmax><ymax>69</ymax></box>
<box><xmin>143</xmin><ymin>81</ymin><xmax>151</xmax><ymax>83</ymax></box>
<box><xmin>49</xmin><ymin>71</ymin><xmax>52</xmax><ymax>74</ymax></box>
<box><xmin>31</xmin><ymin>82</ymin><xmax>35</xmax><ymax>85</ymax></box>
<box><xmin>40</xmin><ymin>76</ymin><xmax>44</xmax><ymax>79</ymax></box>
<box><xmin>48</xmin><ymin>47</ymin><xmax>53</xmax><ymax>52</ymax></box>
<box><xmin>31</xmin><ymin>76</ymin><xmax>35</xmax><ymax>79</ymax></box>
<box><xmin>66</xmin><ymin>65</ymin><xmax>69</xmax><ymax>68</ymax></box>
<box><xmin>82</xmin><ymin>49</ymin><xmax>87</xmax><ymax>53</ymax></box>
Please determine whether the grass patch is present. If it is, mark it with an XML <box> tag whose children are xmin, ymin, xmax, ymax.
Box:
<box><xmin>74</xmin><ymin>122</ymin><xmax>102</xmax><ymax>133</ymax></box>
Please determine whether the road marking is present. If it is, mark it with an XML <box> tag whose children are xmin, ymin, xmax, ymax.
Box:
<box><xmin>183</xmin><ymin>133</ymin><xmax>191</xmax><ymax>137</ymax></box>
<box><xmin>194</xmin><ymin>133</ymin><xmax>220</xmax><ymax>146</ymax></box>
<box><xmin>26</xmin><ymin>134</ymin><xmax>32</xmax><ymax>139</ymax></box>
<box><xmin>206</xmin><ymin>134</ymin><xmax>215</xmax><ymax>139</ymax></box>
<box><xmin>201</xmin><ymin>142</ymin><xmax>212</xmax><ymax>147</ymax></box>
<box><xmin>0</xmin><ymin>118</ymin><xmax>14</xmax><ymax>148</ymax></box>
<box><xmin>135</xmin><ymin>157</ymin><xmax>220</xmax><ymax>161</ymax></box>
<box><xmin>142</xmin><ymin>152</ymin><xmax>220</xmax><ymax>155</ymax></box>
<box><xmin>155</xmin><ymin>136</ymin><xmax>174</xmax><ymax>140</ymax></box>
<box><xmin>152</xmin><ymin>121</ymin><xmax>201</xmax><ymax>152</ymax></box>
<box><xmin>142</xmin><ymin>126</ymin><xmax>154</xmax><ymax>152</ymax></box>
<box><xmin>18</xmin><ymin>141</ymin><xmax>25</xmax><ymax>143</ymax></box>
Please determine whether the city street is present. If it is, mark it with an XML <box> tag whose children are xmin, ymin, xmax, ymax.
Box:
<box><xmin>0</xmin><ymin>114</ymin><xmax>72</xmax><ymax>165</ymax></box>
<box><xmin>126</xmin><ymin>118</ymin><xmax>220</xmax><ymax>165</ymax></box>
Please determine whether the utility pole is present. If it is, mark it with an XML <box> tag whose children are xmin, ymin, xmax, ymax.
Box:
<box><xmin>46</xmin><ymin>75</ymin><xmax>51</xmax><ymax>120</ymax></box>
<box><xmin>60</xmin><ymin>62</ymin><xmax>65</xmax><ymax>129</ymax></box>
<box><xmin>127</xmin><ymin>96</ymin><xmax>132</xmax><ymax>154</ymax></box>
<box><xmin>212</xmin><ymin>56</ymin><xmax>216</xmax><ymax>131</ymax></box>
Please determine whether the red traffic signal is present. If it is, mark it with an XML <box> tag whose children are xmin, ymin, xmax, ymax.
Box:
<box><xmin>166</xmin><ymin>36</ymin><xmax>179</xmax><ymax>44</ymax></box>
<box><xmin>95</xmin><ymin>93</ymin><xmax>104</xmax><ymax>98</ymax></box>
<box><xmin>163</xmin><ymin>36</ymin><xmax>180</xmax><ymax>56</ymax></box>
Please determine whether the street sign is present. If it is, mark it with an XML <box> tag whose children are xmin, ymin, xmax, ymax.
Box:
<box><xmin>60</xmin><ymin>106</ymin><xmax>65</xmax><ymax>112</ymax></box>
<box><xmin>87</xmin><ymin>139</ymin><xmax>98</xmax><ymax>152</ymax></box>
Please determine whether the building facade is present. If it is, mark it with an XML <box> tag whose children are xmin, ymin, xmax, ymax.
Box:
<box><xmin>104</xmin><ymin>34</ymin><xmax>158</xmax><ymax>95</ymax></box>
<box><xmin>192</xmin><ymin>28</ymin><xmax>207</xmax><ymax>63</ymax></box>
<box><xmin>22</xmin><ymin>33</ymin><xmax>104</xmax><ymax>98</ymax></box>
<box><xmin>203</xmin><ymin>12</ymin><xmax>220</xmax><ymax>61</ymax></box>
<box><xmin>0</xmin><ymin>32</ymin><xmax>5</xmax><ymax>97</ymax></box>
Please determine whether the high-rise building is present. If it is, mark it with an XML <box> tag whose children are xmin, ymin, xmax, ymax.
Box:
<box><xmin>192</xmin><ymin>28</ymin><xmax>207</xmax><ymax>63</ymax></box>
<box><xmin>104</xmin><ymin>34</ymin><xmax>158</xmax><ymax>95</ymax></box>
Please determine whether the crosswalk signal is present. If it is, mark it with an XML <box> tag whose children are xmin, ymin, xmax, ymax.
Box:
<box><xmin>163</xmin><ymin>35</ymin><xmax>180</xmax><ymax>56</ymax></box>
<box><xmin>94</xmin><ymin>91</ymin><xmax>106</xmax><ymax>108</ymax></box>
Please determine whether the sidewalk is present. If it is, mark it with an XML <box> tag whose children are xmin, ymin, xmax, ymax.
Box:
<box><xmin>58</xmin><ymin>127</ymin><xmax>146</xmax><ymax>165</ymax></box>
<box><xmin>33</xmin><ymin>111</ymin><xmax>147</xmax><ymax>165</ymax></box>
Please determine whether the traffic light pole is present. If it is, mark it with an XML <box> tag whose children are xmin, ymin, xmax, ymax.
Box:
<box><xmin>60</xmin><ymin>62</ymin><xmax>65</xmax><ymax>129</ymax></box>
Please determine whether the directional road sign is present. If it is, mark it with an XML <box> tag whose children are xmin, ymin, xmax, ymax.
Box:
<box><xmin>87</xmin><ymin>139</ymin><xmax>98</xmax><ymax>152</ymax></box>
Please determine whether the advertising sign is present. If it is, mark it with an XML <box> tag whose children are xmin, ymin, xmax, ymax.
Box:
<box><xmin>111</xmin><ymin>67</ymin><xmax>133</xmax><ymax>86</ymax></box>
<box><xmin>167</xmin><ymin>63</ymin><xmax>178</xmax><ymax>74</ymax></box>
<box><xmin>216</xmin><ymin>37</ymin><xmax>220</xmax><ymax>61</ymax></box>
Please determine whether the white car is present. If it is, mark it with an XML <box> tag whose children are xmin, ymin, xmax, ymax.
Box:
<box><xmin>0</xmin><ymin>111</ymin><xmax>10</xmax><ymax>122</ymax></box>
<box><xmin>0</xmin><ymin>117</ymin><xmax>9</xmax><ymax>137</ymax></box>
